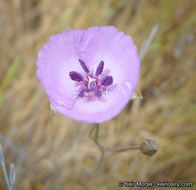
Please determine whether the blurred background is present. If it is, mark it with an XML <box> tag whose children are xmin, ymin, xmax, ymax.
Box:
<box><xmin>0</xmin><ymin>0</ymin><xmax>196</xmax><ymax>189</ymax></box>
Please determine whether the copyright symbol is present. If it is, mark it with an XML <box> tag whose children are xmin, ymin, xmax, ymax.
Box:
<box><xmin>118</xmin><ymin>181</ymin><xmax>124</xmax><ymax>187</ymax></box>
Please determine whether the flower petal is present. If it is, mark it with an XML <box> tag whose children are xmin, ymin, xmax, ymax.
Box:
<box><xmin>75</xmin><ymin>26</ymin><xmax>140</xmax><ymax>85</ymax></box>
<box><xmin>49</xmin><ymin>84</ymin><xmax>133</xmax><ymax>123</ymax></box>
<box><xmin>36</xmin><ymin>29</ymin><xmax>84</xmax><ymax>110</ymax></box>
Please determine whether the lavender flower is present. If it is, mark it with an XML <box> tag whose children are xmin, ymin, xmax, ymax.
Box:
<box><xmin>36</xmin><ymin>26</ymin><xmax>140</xmax><ymax>123</ymax></box>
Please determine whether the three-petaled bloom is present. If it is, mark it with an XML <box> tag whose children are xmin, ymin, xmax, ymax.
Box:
<box><xmin>36</xmin><ymin>26</ymin><xmax>140</xmax><ymax>123</ymax></box>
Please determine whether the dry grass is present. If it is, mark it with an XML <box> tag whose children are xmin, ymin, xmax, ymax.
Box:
<box><xmin>0</xmin><ymin>0</ymin><xmax>196</xmax><ymax>189</ymax></box>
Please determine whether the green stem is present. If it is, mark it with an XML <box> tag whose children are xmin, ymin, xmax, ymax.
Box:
<box><xmin>93</xmin><ymin>124</ymin><xmax>105</xmax><ymax>164</ymax></box>
<box><xmin>107</xmin><ymin>145</ymin><xmax>141</xmax><ymax>153</ymax></box>
<box><xmin>89</xmin><ymin>124</ymin><xmax>141</xmax><ymax>166</ymax></box>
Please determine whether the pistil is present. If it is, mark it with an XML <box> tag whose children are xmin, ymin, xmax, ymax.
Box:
<box><xmin>88</xmin><ymin>76</ymin><xmax>96</xmax><ymax>89</ymax></box>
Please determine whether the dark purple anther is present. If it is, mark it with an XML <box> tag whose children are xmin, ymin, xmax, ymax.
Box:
<box><xmin>94</xmin><ymin>88</ymin><xmax>102</xmax><ymax>97</ymax></box>
<box><xmin>69</xmin><ymin>71</ymin><xmax>83</xmax><ymax>82</ymax></box>
<box><xmin>78</xmin><ymin>88</ymin><xmax>86</xmax><ymax>97</ymax></box>
<box><xmin>95</xmin><ymin>61</ymin><xmax>104</xmax><ymax>76</ymax></box>
<box><xmin>101</xmin><ymin>76</ymin><xmax>113</xmax><ymax>86</ymax></box>
<box><xmin>79</xmin><ymin>59</ymin><xmax>89</xmax><ymax>73</ymax></box>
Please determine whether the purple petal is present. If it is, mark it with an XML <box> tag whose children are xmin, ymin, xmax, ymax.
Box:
<box><xmin>75</xmin><ymin>26</ymin><xmax>140</xmax><ymax>85</ymax></box>
<box><xmin>69</xmin><ymin>71</ymin><xmax>83</xmax><ymax>82</ymax></box>
<box><xmin>95</xmin><ymin>61</ymin><xmax>104</xmax><ymax>76</ymax></box>
<box><xmin>79</xmin><ymin>59</ymin><xmax>89</xmax><ymax>73</ymax></box>
<box><xmin>101</xmin><ymin>76</ymin><xmax>113</xmax><ymax>86</ymax></box>
<box><xmin>36</xmin><ymin>30</ymin><xmax>84</xmax><ymax>110</ymax></box>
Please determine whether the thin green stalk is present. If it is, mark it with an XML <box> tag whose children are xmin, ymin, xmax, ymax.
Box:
<box><xmin>90</xmin><ymin>124</ymin><xmax>141</xmax><ymax>165</ymax></box>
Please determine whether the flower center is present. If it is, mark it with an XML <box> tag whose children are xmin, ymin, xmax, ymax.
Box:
<box><xmin>88</xmin><ymin>76</ymin><xmax>96</xmax><ymax>89</ymax></box>
<box><xmin>69</xmin><ymin>59</ymin><xmax>113</xmax><ymax>99</ymax></box>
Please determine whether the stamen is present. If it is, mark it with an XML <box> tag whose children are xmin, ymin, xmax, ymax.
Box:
<box><xmin>78</xmin><ymin>88</ymin><xmax>86</xmax><ymax>97</ymax></box>
<box><xmin>69</xmin><ymin>59</ymin><xmax>113</xmax><ymax>100</ymax></box>
<box><xmin>95</xmin><ymin>61</ymin><xmax>104</xmax><ymax>76</ymax></box>
<box><xmin>94</xmin><ymin>88</ymin><xmax>102</xmax><ymax>97</ymax></box>
<box><xmin>69</xmin><ymin>71</ymin><xmax>83</xmax><ymax>82</ymax></box>
<box><xmin>101</xmin><ymin>76</ymin><xmax>113</xmax><ymax>86</ymax></box>
<box><xmin>79</xmin><ymin>59</ymin><xmax>89</xmax><ymax>73</ymax></box>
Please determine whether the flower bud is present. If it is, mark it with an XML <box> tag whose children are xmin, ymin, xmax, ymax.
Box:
<box><xmin>140</xmin><ymin>139</ymin><xmax>157</xmax><ymax>156</ymax></box>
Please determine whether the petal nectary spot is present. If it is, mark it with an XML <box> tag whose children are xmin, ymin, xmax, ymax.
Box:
<box><xmin>79</xmin><ymin>59</ymin><xmax>89</xmax><ymax>73</ymax></box>
<box><xmin>95</xmin><ymin>61</ymin><xmax>104</xmax><ymax>76</ymax></box>
<box><xmin>69</xmin><ymin>71</ymin><xmax>84</xmax><ymax>82</ymax></box>
<box><xmin>101</xmin><ymin>76</ymin><xmax>113</xmax><ymax>86</ymax></box>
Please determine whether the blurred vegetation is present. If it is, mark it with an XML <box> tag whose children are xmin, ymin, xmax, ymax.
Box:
<box><xmin>0</xmin><ymin>0</ymin><xmax>196</xmax><ymax>189</ymax></box>
<box><xmin>0</xmin><ymin>58</ymin><xmax>19</xmax><ymax>107</ymax></box>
